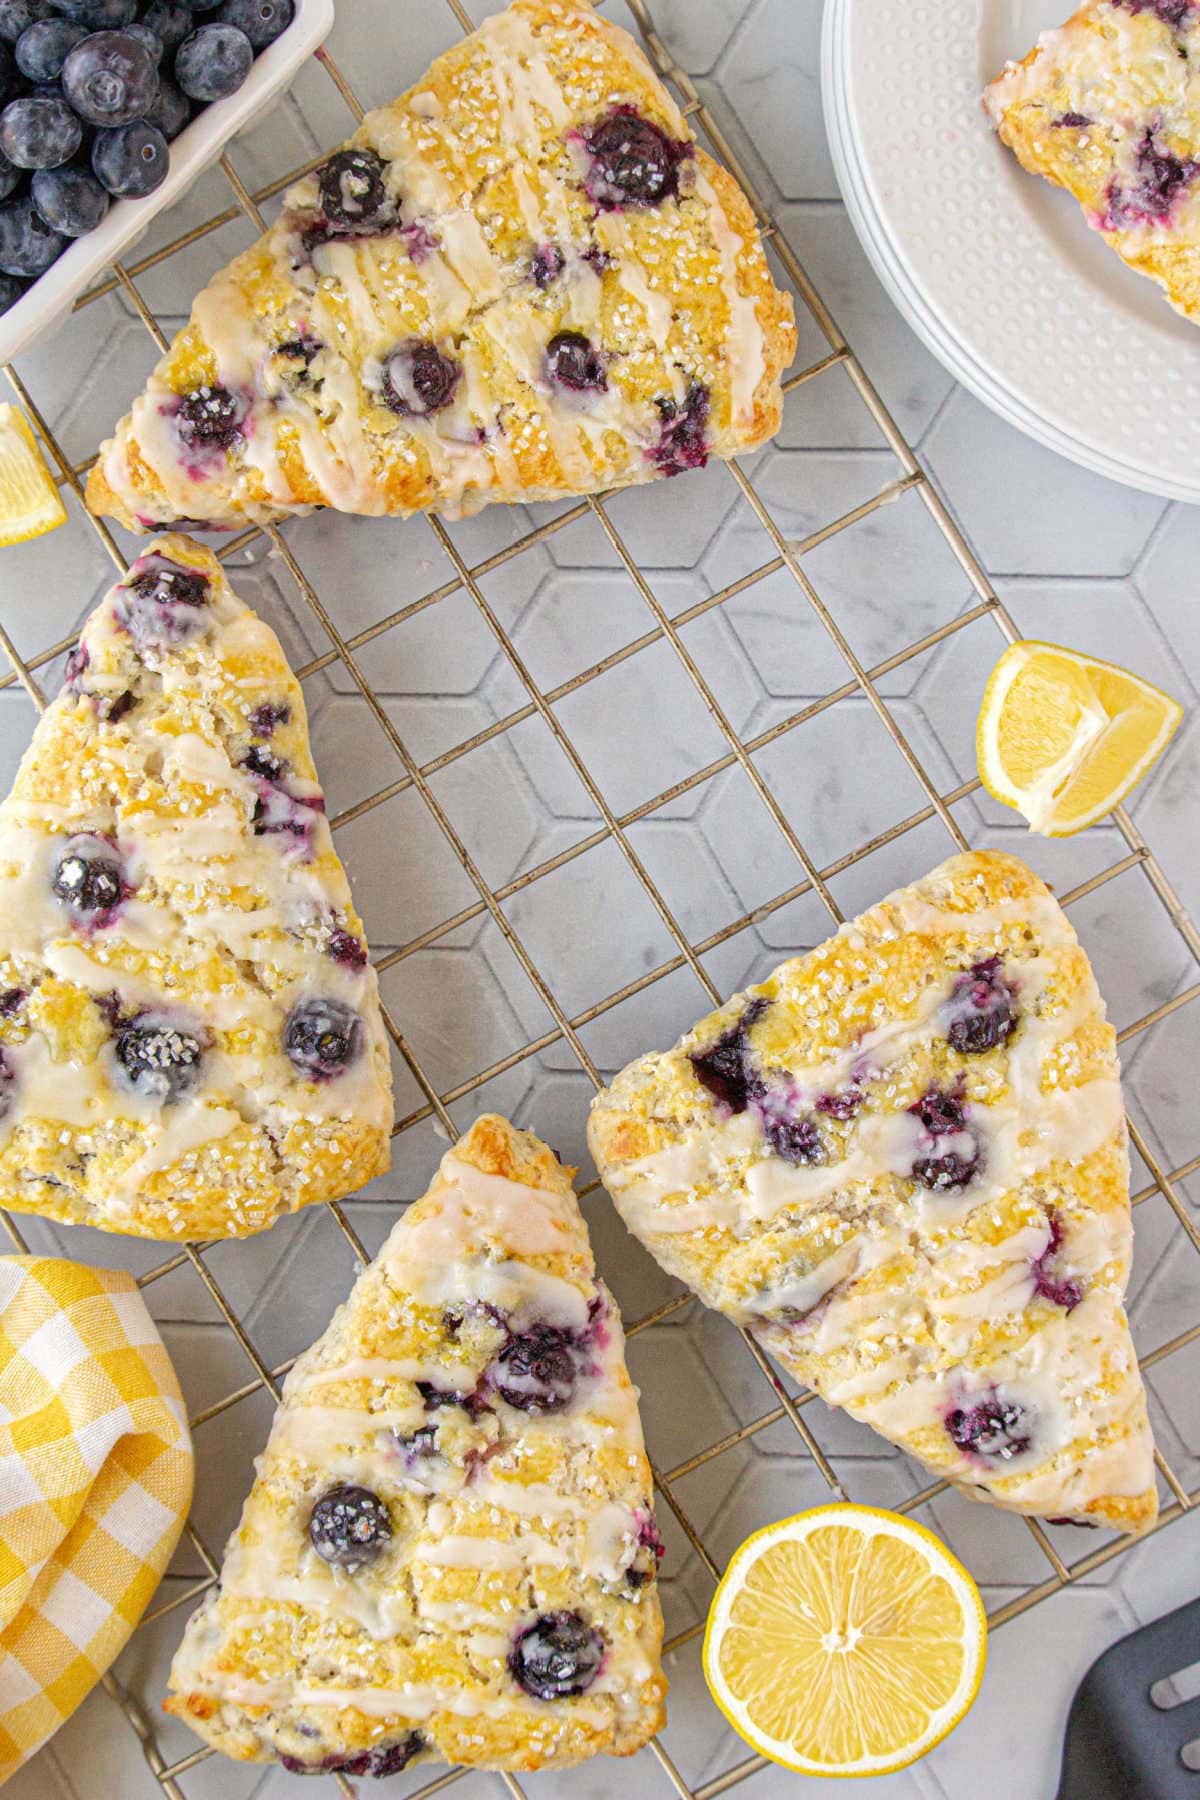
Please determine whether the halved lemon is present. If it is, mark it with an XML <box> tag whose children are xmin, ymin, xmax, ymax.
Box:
<box><xmin>0</xmin><ymin>402</ymin><xmax>67</xmax><ymax>547</ymax></box>
<box><xmin>702</xmin><ymin>1504</ymin><xmax>986</xmax><ymax>1778</ymax></box>
<box><xmin>977</xmin><ymin>639</ymin><xmax>1183</xmax><ymax>836</ymax></box>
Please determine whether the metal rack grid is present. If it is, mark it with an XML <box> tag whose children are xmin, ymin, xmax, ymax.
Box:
<box><xmin>2</xmin><ymin>0</ymin><xmax>1199</xmax><ymax>1793</ymax></box>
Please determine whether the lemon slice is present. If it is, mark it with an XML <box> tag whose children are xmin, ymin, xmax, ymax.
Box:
<box><xmin>702</xmin><ymin>1503</ymin><xmax>986</xmax><ymax>1777</ymax></box>
<box><xmin>0</xmin><ymin>403</ymin><xmax>67</xmax><ymax>547</ymax></box>
<box><xmin>977</xmin><ymin>639</ymin><xmax>1183</xmax><ymax>836</ymax></box>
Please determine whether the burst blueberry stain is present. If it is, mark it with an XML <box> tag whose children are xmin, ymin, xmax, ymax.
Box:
<box><xmin>327</xmin><ymin>927</ymin><xmax>367</xmax><ymax>969</ymax></box>
<box><xmin>546</xmin><ymin>329</ymin><xmax>607</xmax><ymax>392</ymax></box>
<box><xmin>650</xmin><ymin>382</ymin><xmax>710</xmax><ymax>474</ymax></box>
<box><xmin>0</xmin><ymin>1047</ymin><xmax>13</xmax><ymax>1123</ymax></box>
<box><xmin>63</xmin><ymin>640</ymin><xmax>89</xmax><ymax>689</ymax></box>
<box><xmin>689</xmin><ymin>996</ymin><xmax>768</xmax><ymax>1113</ymax></box>
<box><xmin>580</xmin><ymin>106</ymin><xmax>690</xmax><ymax>209</ymax></box>
<box><xmin>1122</xmin><ymin>0</ymin><xmax>1194</xmax><ymax>24</ymax></box>
<box><xmin>1053</xmin><ymin>111</ymin><xmax>1092</xmax><ymax>127</ymax></box>
<box><xmin>944</xmin><ymin>955</ymin><xmax>1017</xmax><ymax>1055</ymax></box>
<box><xmin>946</xmin><ymin>1395</ymin><xmax>1032</xmax><ymax>1461</ymax></box>
<box><xmin>1031</xmin><ymin>1211</ymin><xmax>1083</xmax><ymax>1311</ymax></box>
<box><xmin>283</xmin><ymin>997</ymin><xmax>362</xmax><ymax>1079</ymax></box>
<box><xmin>530</xmin><ymin>241</ymin><xmax>564</xmax><ymax>286</ymax></box>
<box><xmin>381</xmin><ymin>340</ymin><xmax>460</xmax><ymax>415</ymax></box>
<box><xmin>114</xmin><ymin>1014</ymin><xmax>204</xmax><ymax>1103</ymax></box>
<box><xmin>308</xmin><ymin>1483</ymin><xmax>391</xmax><ymax>1569</ymax></box>
<box><xmin>508</xmin><ymin>1611</ymin><xmax>604</xmax><ymax>1699</ymax></box>
<box><xmin>1104</xmin><ymin>125</ymin><xmax>1198</xmax><ymax>226</ymax></box>
<box><xmin>251</xmin><ymin>779</ymin><xmax>324</xmax><ymax>848</ymax></box>
<box><xmin>909</xmin><ymin>1083</ymin><xmax>979</xmax><ymax>1193</ymax></box>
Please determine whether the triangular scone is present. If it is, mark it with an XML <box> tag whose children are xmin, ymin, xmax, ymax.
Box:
<box><xmin>85</xmin><ymin>0</ymin><xmax>796</xmax><ymax>534</ymax></box>
<box><xmin>589</xmin><ymin>852</ymin><xmax>1157</xmax><ymax>1534</ymax></box>
<box><xmin>0</xmin><ymin>535</ymin><xmax>392</xmax><ymax>1240</ymax></box>
<box><xmin>166</xmin><ymin>1115</ymin><xmax>667</xmax><ymax>1776</ymax></box>
<box><xmin>985</xmin><ymin>1</ymin><xmax>1200</xmax><ymax>323</ymax></box>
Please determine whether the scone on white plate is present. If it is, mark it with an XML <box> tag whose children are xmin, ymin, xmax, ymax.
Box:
<box><xmin>0</xmin><ymin>535</ymin><xmax>392</xmax><ymax>1240</ymax></box>
<box><xmin>589</xmin><ymin>851</ymin><xmax>1157</xmax><ymax>1533</ymax></box>
<box><xmin>166</xmin><ymin>1115</ymin><xmax>667</xmax><ymax>1776</ymax></box>
<box><xmin>85</xmin><ymin>0</ymin><xmax>796</xmax><ymax>533</ymax></box>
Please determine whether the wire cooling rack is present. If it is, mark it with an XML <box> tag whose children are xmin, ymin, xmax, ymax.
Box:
<box><xmin>3</xmin><ymin>0</ymin><xmax>1200</xmax><ymax>1794</ymax></box>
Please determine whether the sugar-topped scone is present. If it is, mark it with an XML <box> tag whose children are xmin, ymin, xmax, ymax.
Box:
<box><xmin>0</xmin><ymin>536</ymin><xmax>392</xmax><ymax>1240</ymax></box>
<box><xmin>84</xmin><ymin>0</ymin><xmax>796</xmax><ymax>534</ymax></box>
<box><xmin>589</xmin><ymin>852</ymin><xmax>1157</xmax><ymax>1533</ymax></box>
<box><xmin>985</xmin><ymin>1</ymin><xmax>1200</xmax><ymax>322</ymax></box>
<box><xmin>166</xmin><ymin>1115</ymin><xmax>667</xmax><ymax>1776</ymax></box>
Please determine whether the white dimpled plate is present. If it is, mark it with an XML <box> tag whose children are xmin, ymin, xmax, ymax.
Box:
<box><xmin>822</xmin><ymin>0</ymin><xmax>1200</xmax><ymax>503</ymax></box>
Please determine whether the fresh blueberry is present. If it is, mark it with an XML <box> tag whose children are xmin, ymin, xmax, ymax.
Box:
<box><xmin>493</xmin><ymin>1324</ymin><xmax>579</xmax><ymax>1412</ymax></box>
<box><xmin>650</xmin><ymin>382</ymin><xmax>709</xmax><ymax>474</ymax></box>
<box><xmin>316</xmin><ymin>145</ymin><xmax>388</xmax><ymax>227</ymax></box>
<box><xmin>327</xmin><ymin>927</ymin><xmax>367</xmax><ymax>969</ymax></box>
<box><xmin>213</xmin><ymin>0</ymin><xmax>290</xmax><ymax>48</ymax></box>
<box><xmin>176</xmin><ymin>382</ymin><xmax>242</xmax><ymax>448</ymax></box>
<box><xmin>546</xmin><ymin>328</ymin><xmax>606</xmax><ymax>392</ymax></box>
<box><xmin>0</xmin><ymin>3</ymin><xmax>50</xmax><ymax>46</ymax></box>
<box><xmin>281</xmin><ymin>1735</ymin><xmax>425</xmax><ymax>1779</ymax></box>
<box><xmin>381</xmin><ymin>340</ymin><xmax>460</xmax><ymax>416</ymax></box>
<box><xmin>944</xmin><ymin>955</ymin><xmax>1017</xmax><ymax>1056</ymax></box>
<box><xmin>114</xmin><ymin>1012</ymin><xmax>204</xmax><ymax>1102</ymax></box>
<box><xmin>909</xmin><ymin>1084</ymin><xmax>979</xmax><ymax>1193</ymax></box>
<box><xmin>0</xmin><ymin>39</ymin><xmax>17</xmax><ymax>104</ymax></box>
<box><xmin>509</xmin><ymin>1611</ymin><xmax>604</xmax><ymax>1700</ymax></box>
<box><xmin>308</xmin><ymin>1483</ymin><xmax>391</xmax><ymax>1569</ymax></box>
<box><xmin>52</xmin><ymin>833</ymin><xmax>124</xmax><ymax>914</ymax></box>
<box><xmin>174</xmin><ymin>21</ymin><xmax>250</xmax><ymax>101</ymax></box>
<box><xmin>251</xmin><ymin>779</ymin><xmax>323</xmax><ymax>844</ymax></box>
<box><xmin>139</xmin><ymin>1</ymin><xmax>189</xmax><ymax>50</ymax></box>
<box><xmin>0</xmin><ymin>94</ymin><xmax>82</xmax><ymax>167</ymax></box>
<box><xmin>529</xmin><ymin>241</ymin><xmax>563</xmax><ymax>287</ymax></box>
<box><xmin>141</xmin><ymin>72</ymin><xmax>187</xmax><ymax>137</ymax></box>
<box><xmin>0</xmin><ymin>194</ymin><xmax>64</xmax><ymax>273</ymax></box>
<box><xmin>761</xmin><ymin>1113</ymin><xmax>823</xmax><ymax>1166</ymax></box>
<box><xmin>1031</xmin><ymin>1211</ymin><xmax>1083</xmax><ymax>1312</ymax></box>
<box><xmin>580</xmin><ymin>106</ymin><xmax>689</xmax><ymax>209</ymax></box>
<box><xmin>0</xmin><ymin>146</ymin><xmax>20</xmax><ymax>199</ymax></box>
<box><xmin>0</xmin><ymin>270</ymin><xmax>24</xmax><ymax>309</ymax></box>
<box><xmin>47</xmin><ymin>0</ymin><xmax>137</xmax><ymax>23</ymax></box>
<box><xmin>62</xmin><ymin>28</ymin><xmax>158</xmax><ymax>124</ymax></box>
<box><xmin>92</xmin><ymin>118</ymin><xmax>167</xmax><ymax>193</ymax></box>
<box><xmin>283</xmin><ymin>997</ymin><xmax>363</xmax><ymax>1079</ymax></box>
<box><xmin>124</xmin><ymin>20</ymin><xmax>162</xmax><ymax>58</ymax></box>
<box><xmin>14</xmin><ymin>15</ymin><xmax>84</xmax><ymax>77</ymax></box>
<box><xmin>31</xmin><ymin>161</ymin><xmax>107</xmax><ymax>231</ymax></box>
<box><xmin>946</xmin><ymin>1395</ymin><xmax>1032</xmax><ymax>1462</ymax></box>
<box><xmin>689</xmin><ymin>996</ymin><xmax>768</xmax><ymax>1114</ymax></box>
<box><xmin>114</xmin><ymin>555</ymin><xmax>209</xmax><ymax>648</ymax></box>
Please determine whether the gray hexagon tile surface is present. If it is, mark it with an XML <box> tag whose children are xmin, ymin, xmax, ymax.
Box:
<box><xmin>5</xmin><ymin>1</ymin><xmax>1200</xmax><ymax>1798</ymax></box>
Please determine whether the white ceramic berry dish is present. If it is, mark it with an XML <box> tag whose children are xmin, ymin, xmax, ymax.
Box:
<box><xmin>822</xmin><ymin>0</ymin><xmax>1200</xmax><ymax>504</ymax></box>
<box><xmin>0</xmin><ymin>0</ymin><xmax>333</xmax><ymax>368</ymax></box>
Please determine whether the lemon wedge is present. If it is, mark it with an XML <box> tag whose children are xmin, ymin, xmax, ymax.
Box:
<box><xmin>702</xmin><ymin>1504</ymin><xmax>986</xmax><ymax>1777</ymax></box>
<box><xmin>977</xmin><ymin>639</ymin><xmax>1182</xmax><ymax>836</ymax></box>
<box><xmin>0</xmin><ymin>402</ymin><xmax>67</xmax><ymax>547</ymax></box>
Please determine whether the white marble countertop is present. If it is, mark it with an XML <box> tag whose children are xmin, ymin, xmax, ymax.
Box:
<box><xmin>3</xmin><ymin>2</ymin><xmax>1200</xmax><ymax>1798</ymax></box>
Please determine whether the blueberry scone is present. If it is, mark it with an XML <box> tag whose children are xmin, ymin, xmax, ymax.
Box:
<box><xmin>589</xmin><ymin>852</ymin><xmax>1157</xmax><ymax>1533</ymax></box>
<box><xmin>0</xmin><ymin>535</ymin><xmax>392</xmax><ymax>1240</ymax></box>
<box><xmin>985</xmin><ymin>1</ymin><xmax>1200</xmax><ymax>322</ymax></box>
<box><xmin>166</xmin><ymin>1115</ymin><xmax>667</xmax><ymax>1776</ymax></box>
<box><xmin>84</xmin><ymin>0</ymin><xmax>796</xmax><ymax>534</ymax></box>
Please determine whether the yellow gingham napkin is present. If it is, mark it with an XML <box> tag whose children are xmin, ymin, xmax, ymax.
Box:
<box><xmin>0</xmin><ymin>1256</ymin><xmax>193</xmax><ymax>1785</ymax></box>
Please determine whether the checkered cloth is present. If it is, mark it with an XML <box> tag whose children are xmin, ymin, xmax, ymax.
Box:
<box><xmin>0</xmin><ymin>1257</ymin><xmax>192</xmax><ymax>1786</ymax></box>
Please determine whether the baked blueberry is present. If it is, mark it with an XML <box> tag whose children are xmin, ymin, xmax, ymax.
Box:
<box><xmin>317</xmin><ymin>145</ymin><xmax>388</xmax><ymax>228</ymax></box>
<box><xmin>546</xmin><ymin>329</ymin><xmax>606</xmax><ymax>392</ymax></box>
<box><xmin>689</xmin><ymin>996</ymin><xmax>768</xmax><ymax>1114</ymax></box>
<box><xmin>944</xmin><ymin>955</ymin><xmax>1017</xmax><ymax>1055</ymax></box>
<box><xmin>327</xmin><ymin>927</ymin><xmax>367</xmax><ymax>969</ymax></box>
<box><xmin>381</xmin><ymin>340</ymin><xmax>460</xmax><ymax>416</ymax></box>
<box><xmin>248</xmin><ymin>699</ymin><xmax>289</xmax><ymax>735</ymax></box>
<box><xmin>0</xmin><ymin>987</ymin><xmax>24</xmax><ymax>1016</ymax></box>
<box><xmin>946</xmin><ymin>1395</ymin><xmax>1031</xmax><ymax>1462</ymax></box>
<box><xmin>909</xmin><ymin>1084</ymin><xmax>979</xmax><ymax>1193</ymax></box>
<box><xmin>509</xmin><ymin>1611</ymin><xmax>604</xmax><ymax>1699</ymax></box>
<box><xmin>1106</xmin><ymin>126</ymin><xmax>1197</xmax><ymax>226</ymax></box>
<box><xmin>1052</xmin><ymin>110</ymin><xmax>1092</xmax><ymax>127</ymax></box>
<box><xmin>650</xmin><ymin>382</ymin><xmax>709</xmax><ymax>474</ymax></box>
<box><xmin>240</xmin><ymin>742</ymin><xmax>285</xmax><ymax>779</ymax></box>
<box><xmin>580</xmin><ymin>106</ymin><xmax>689</xmax><ymax>209</ymax></box>
<box><xmin>530</xmin><ymin>241</ymin><xmax>563</xmax><ymax>287</ymax></box>
<box><xmin>762</xmin><ymin>1112</ymin><xmax>823</xmax><ymax>1166</ymax></box>
<box><xmin>14</xmin><ymin>16</ymin><xmax>84</xmax><ymax>79</ymax></box>
<box><xmin>62</xmin><ymin>29</ymin><xmax>158</xmax><ymax>127</ymax></box>
<box><xmin>492</xmin><ymin>1323</ymin><xmax>579</xmax><ymax>1412</ymax></box>
<box><xmin>214</xmin><ymin>0</ymin><xmax>292</xmax><ymax>48</ymax></box>
<box><xmin>31</xmin><ymin>162</ymin><xmax>108</xmax><ymax>234</ymax></box>
<box><xmin>281</xmin><ymin>1734</ymin><xmax>425</xmax><ymax>1778</ymax></box>
<box><xmin>175</xmin><ymin>21</ymin><xmax>251</xmax><ymax>102</ymax></box>
<box><xmin>52</xmin><ymin>834</ymin><xmax>124</xmax><ymax>914</ymax></box>
<box><xmin>1031</xmin><ymin>1211</ymin><xmax>1083</xmax><ymax>1312</ymax></box>
<box><xmin>176</xmin><ymin>382</ymin><xmax>243</xmax><ymax>449</ymax></box>
<box><xmin>114</xmin><ymin>555</ymin><xmax>209</xmax><ymax>649</ymax></box>
<box><xmin>283</xmin><ymin>996</ymin><xmax>363</xmax><ymax>1078</ymax></box>
<box><xmin>308</xmin><ymin>1483</ymin><xmax>391</xmax><ymax>1568</ymax></box>
<box><xmin>115</xmin><ymin>1012</ymin><xmax>204</xmax><ymax>1102</ymax></box>
<box><xmin>816</xmin><ymin>1084</ymin><xmax>863</xmax><ymax>1121</ymax></box>
<box><xmin>0</xmin><ymin>93</ymin><xmax>82</xmax><ymax>168</ymax></box>
<box><xmin>0</xmin><ymin>195</ymin><xmax>66</xmax><ymax>274</ymax></box>
<box><xmin>91</xmin><ymin>120</ymin><xmax>168</xmax><ymax>196</ymax></box>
